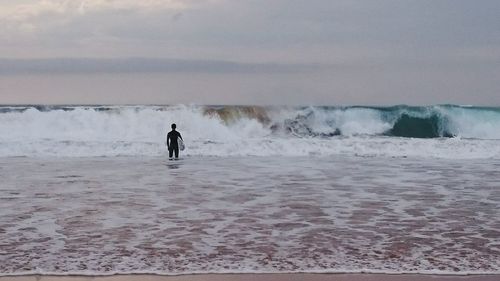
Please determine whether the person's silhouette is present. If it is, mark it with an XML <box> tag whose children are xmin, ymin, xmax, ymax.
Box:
<box><xmin>166</xmin><ymin>123</ymin><xmax>183</xmax><ymax>159</ymax></box>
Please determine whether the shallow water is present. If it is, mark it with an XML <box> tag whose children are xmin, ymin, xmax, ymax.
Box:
<box><xmin>0</xmin><ymin>156</ymin><xmax>499</xmax><ymax>275</ymax></box>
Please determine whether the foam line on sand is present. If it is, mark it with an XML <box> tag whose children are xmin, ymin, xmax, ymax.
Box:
<box><xmin>1</xmin><ymin>274</ymin><xmax>499</xmax><ymax>281</ymax></box>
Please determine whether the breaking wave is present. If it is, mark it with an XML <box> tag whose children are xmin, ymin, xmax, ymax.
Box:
<box><xmin>0</xmin><ymin>104</ymin><xmax>499</xmax><ymax>158</ymax></box>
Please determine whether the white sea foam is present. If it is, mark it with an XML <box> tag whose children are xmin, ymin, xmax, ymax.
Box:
<box><xmin>442</xmin><ymin>106</ymin><xmax>500</xmax><ymax>139</ymax></box>
<box><xmin>0</xmin><ymin>105</ymin><xmax>499</xmax><ymax>158</ymax></box>
<box><xmin>1</xmin><ymin>156</ymin><xmax>499</xmax><ymax>275</ymax></box>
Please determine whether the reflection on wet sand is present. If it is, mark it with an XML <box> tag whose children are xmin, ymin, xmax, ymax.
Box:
<box><xmin>0</xmin><ymin>156</ymin><xmax>499</xmax><ymax>274</ymax></box>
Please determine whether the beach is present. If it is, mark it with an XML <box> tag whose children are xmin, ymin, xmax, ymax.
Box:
<box><xmin>1</xmin><ymin>105</ymin><xmax>500</xmax><ymax>278</ymax></box>
<box><xmin>1</xmin><ymin>274</ymin><xmax>500</xmax><ymax>281</ymax></box>
<box><xmin>1</xmin><ymin>155</ymin><xmax>499</xmax><ymax>276</ymax></box>
<box><xmin>3</xmin><ymin>0</ymin><xmax>500</xmax><ymax>278</ymax></box>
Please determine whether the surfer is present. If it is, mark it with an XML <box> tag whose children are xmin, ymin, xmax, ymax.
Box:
<box><xmin>166</xmin><ymin>123</ymin><xmax>183</xmax><ymax>159</ymax></box>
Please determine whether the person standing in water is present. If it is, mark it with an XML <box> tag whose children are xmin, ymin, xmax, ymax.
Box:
<box><xmin>166</xmin><ymin>123</ymin><xmax>183</xmax><ymax>159</ymax></box>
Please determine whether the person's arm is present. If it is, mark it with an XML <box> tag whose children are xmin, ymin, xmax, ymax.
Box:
<box><xmin>166</xmin><ymin>133</ymin><xmax>170</xmax><ymax>148</ymax></box>
<box><xmin>178</xmin><ymin>132</ymin><xmax>183</xmax><ymax>140</ymax></box>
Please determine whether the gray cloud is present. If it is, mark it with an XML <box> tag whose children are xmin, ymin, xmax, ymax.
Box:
<box><xmin>3</xmin><ymin>0</ymin><xmax>499</xmax><ymax>62</ymax></box>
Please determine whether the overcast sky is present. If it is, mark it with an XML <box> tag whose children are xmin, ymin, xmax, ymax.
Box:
<box><xmin>0</xmin><ymin>0</ymin><xmax>499</xmax><ymax>105</ymax></box>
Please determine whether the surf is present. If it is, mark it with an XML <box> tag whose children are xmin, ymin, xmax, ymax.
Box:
<box><xmin>0</xmin><ymin>104</ymin><xmax>499</xmax><ymax>158</ymax></box>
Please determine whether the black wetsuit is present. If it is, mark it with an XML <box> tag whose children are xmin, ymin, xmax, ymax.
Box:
<box><xmin>167</xmin><ymin>130</ymin><xmax>182</xmax><ymax>158</ymax></box>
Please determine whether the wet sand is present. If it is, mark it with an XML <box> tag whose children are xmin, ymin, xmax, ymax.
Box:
<box><xmin>1</xmin><ymin>156</ymin><xmax>500</xmax><ymax>274</ymax></box>
<box><xmin>1</xmin><ymin>274</ymin><xmax>499</xmax><ymax>281</ymax></box>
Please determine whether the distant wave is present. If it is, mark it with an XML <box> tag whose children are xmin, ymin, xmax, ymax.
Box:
<box><xmin>260</xmin><ymin>105</ymin><xmax>500</xmax><ymax>139</ymax></box>
<box><xmin>0</xmin><ymin>104</ymin><xmax>499</xmax><ymax>158</ymax></box>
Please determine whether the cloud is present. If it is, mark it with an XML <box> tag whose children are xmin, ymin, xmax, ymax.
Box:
<box><xmin>0</xmin><ymin>0</ymin><xmax>214</xmax><ymax>35</ymax></box>
<box><xmin>1</xmin><ymin>0</ymin><xmax>499</xmax><ymax>64</ymax></box>
<box><xmin>0</xmin><ymin>0</ymin><xmax>195</xmax><ymax>20</ymax></box>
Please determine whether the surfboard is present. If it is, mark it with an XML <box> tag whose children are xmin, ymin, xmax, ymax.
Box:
<box><xmin>179</xmin><ymin>138</ymin><xmax>185</xmax><ymax>151</ymax></box>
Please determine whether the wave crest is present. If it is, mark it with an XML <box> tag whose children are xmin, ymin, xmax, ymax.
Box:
<box><xmin>0</xmin><ymin>104</ymin><xmax>499</xmax><ymax>158</ymax></box>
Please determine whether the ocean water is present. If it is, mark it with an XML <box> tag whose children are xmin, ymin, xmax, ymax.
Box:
<box><xmin>0</xmin><ymin>105</ymin><xmax>500</xmax><ymax>275</ymax></box>
<box><xmin>0</xmin><ymin>104</ymin><xmax>500</xmax><ymax>158</ymax></box>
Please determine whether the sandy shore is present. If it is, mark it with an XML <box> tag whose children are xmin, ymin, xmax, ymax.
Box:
<box><xmin>1</xmin><ymin>274</ymin><xmax>499</xmax><ymax>281</ymax></box>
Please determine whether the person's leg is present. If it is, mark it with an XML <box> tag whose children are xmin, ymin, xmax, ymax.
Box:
<box><xmin>169</xmin><ymin>147</ymin><xmax>173</xmax><ymax>158</ymax></box>
<box><xmin>174</xmin><ymin>147</ymin><xmax>179</xmax><ymax>158</ymax></box>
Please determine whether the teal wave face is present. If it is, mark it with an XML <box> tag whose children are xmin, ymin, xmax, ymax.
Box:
<box><xmin>276</xmin><ymin>105</ymin><xmax>500</xmax><ymax>139</ymax></box>
<box><xmin>386</xmin><ymin>114</ymin><xmax>453</xmax><ymax>138</ymax></box>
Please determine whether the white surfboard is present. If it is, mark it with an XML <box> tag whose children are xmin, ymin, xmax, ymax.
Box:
<box><xmin>178</xmin><ymin>138</ymin><xmax>185</xmax><ymax>151</ymax></box>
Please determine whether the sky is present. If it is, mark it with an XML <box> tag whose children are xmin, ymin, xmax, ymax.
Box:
<box><xmin>0</xmin><ymin>0</ymin><xmax>499</xmax><ymax>105</ymax></box>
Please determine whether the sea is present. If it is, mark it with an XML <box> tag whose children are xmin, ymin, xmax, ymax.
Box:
<box><xmin>0</xmin><ymin>104</ymin><xmax>499</xmax><ymax>276</ymax></box>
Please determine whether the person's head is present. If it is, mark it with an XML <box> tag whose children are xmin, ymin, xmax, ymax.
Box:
<box><xmin>171</xmin><ymin>123</ymin><xmax>176</xmax><ymax>130</ymax></box>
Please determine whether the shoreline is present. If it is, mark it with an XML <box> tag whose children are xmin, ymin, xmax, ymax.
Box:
<box><xmin>1</xmin><ymin>274</ymin><xmax>500</xmax><ymax>281</ymax></box>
